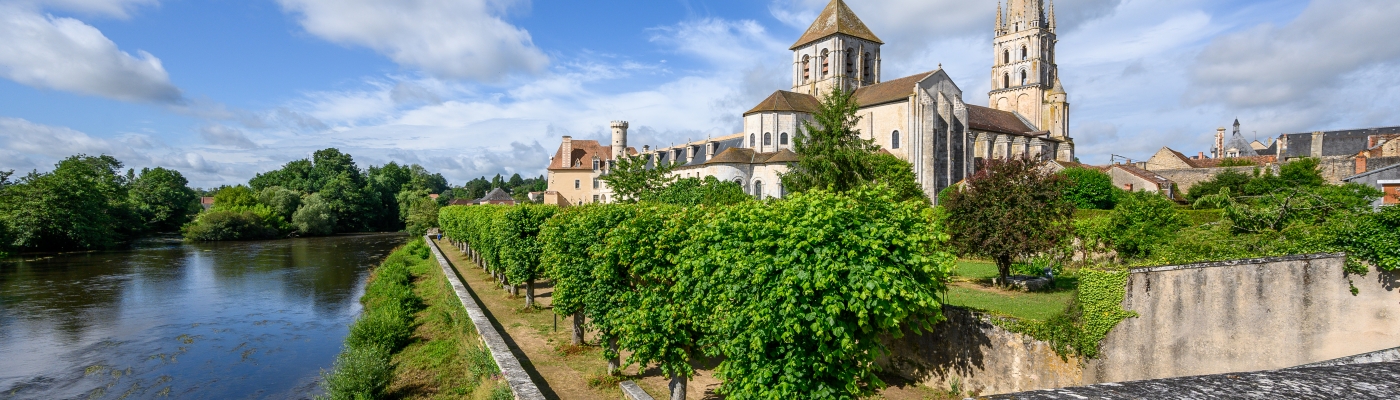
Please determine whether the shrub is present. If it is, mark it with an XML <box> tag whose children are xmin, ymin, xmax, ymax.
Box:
<box><xmin>320</xmin><ymin>345</ymin><xmax>393</xmax><ymax>400</ymax></box>
<box><xmin>944</xmin><ymin>157</ymin><xmax>1075</xmax><ymax>283</ymax></box>
<box><xmin>1060</xmin><ymin>167</ymin><xmax>1116</xmax><ymax>210</ymax></box>
<box><xmin>182</xmin><ymin>209</ymin><xmax>280</xmax><ymax>241</ymax></box>
<box><xmin>1106</xmin><ymin>191</ymin><xmax>1185</xmax><ymax>259</ymax></box>
<box><xmin>346</xmin><ymin>304</ymin><xmax>415</xmax><ymax>353</ymax></box>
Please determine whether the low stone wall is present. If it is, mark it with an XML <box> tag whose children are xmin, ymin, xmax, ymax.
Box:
<box><xmin>883</xmin><ymin>253</ymin><xmax>1400</xmax><ymax>396</ymax></box>
<box><xmin>425</xmin><ymin>237</ymin><xmax>546</xmax><ymax>400</ymax></box>
<box><xmin>1085</xmin><ymin>253</ymin><xmax>1400</xmax><ymax>383</ymax></box>
<box><xmin>878</xmin><ymin>307</ymin><xmax>1084</xmax><ymax>396</ymax></box>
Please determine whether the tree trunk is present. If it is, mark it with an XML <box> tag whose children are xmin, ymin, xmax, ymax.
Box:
<box><xmin>607</xmin><ymin>337</ymin><xmax>620</xmax><ymax>375</ymax></box>
<box><xmin>996</xmin><ymin>255</ymin><xmax>1012</xmax><ymax>286</ymax></box>
<box><xmin>509</xmin><ymin>281</ymin><xmax>519</xmax><ymax>296</ymax></box>
<box><xmin>669</xmin><ymin>372</ymin><xmax>687</xmax><ymax>400</ymax></box>
<box><xmin>525</xmin><ymin>279</ymin><xmax>535</xmax><ymax>308</ymax></box>
<box><xmin>572</xmin><ymin>312</ymin><xmax>585</xmax><ymax>346</ymax></box>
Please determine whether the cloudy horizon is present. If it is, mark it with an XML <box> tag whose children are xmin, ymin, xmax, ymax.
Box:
<box><xmin>2</xmin><ymin>0</ymin><xmax>1396</xmax><ymax>188</ymax></box>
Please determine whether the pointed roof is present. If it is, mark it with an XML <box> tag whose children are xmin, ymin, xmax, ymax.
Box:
<box><xmin>744</xmin><ymin>90</ymin><xmax>821</xmax><ymax>116</ymax></box>
<box><xmin>790</xmin><ymin>0</ymin><xmax>883</xmax><ymax>50</ymax></box>
<box><xmin>478</xmin><ymin>188</ymin><xmax>514</xmax><ymax>203</ymax></box>
<box><xmin>1050</xmin><ymin>77</ymin><xmax>1067</xmax><ymax>95</ymax></box>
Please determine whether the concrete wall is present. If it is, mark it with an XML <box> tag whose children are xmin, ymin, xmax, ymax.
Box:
<box><xmin>878</xmin><ymin>307</ymin><xmax>1084</xmax><ymax>396</ymax></box>
<box><xmin>1085</xmin><ymin>253</ymin><xmax>1400</xmax><ymax>383</ymax></box>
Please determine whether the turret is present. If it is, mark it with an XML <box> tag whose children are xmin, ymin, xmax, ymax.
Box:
<box><xmin>611</xmin><ymin>121</ymin><xmax>629</xmax><ymax>160</ymax></box>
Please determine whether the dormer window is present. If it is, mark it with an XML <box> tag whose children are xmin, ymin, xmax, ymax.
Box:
<box><xmin>592</xmin><ymin>159</ymin><xmax>599</xmax><ymax>170</ymax></box>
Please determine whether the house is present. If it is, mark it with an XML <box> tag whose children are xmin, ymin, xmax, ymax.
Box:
<box><xmin>1343</xmin><ymin>162</ymin><xmax>1400</xmax><ymax>208</ymax></box>
<box><xmin>476</xmin><ymin>188</ymin><xmax>516</xmax><ymax>206</ymax></box>
<box><xmin>200</xmin><ymin>197</ymin><xmax>215</xmax><ymax>210</ymax></box>
<box><xmin>1107</xmin><ymin>164</ymin><xmax>1176</xmax><ymax>199</ymax></box>
<box><xmin>1141</xmin><ymin>146</ymin><xmax>1278</xmax><ymax>193</ymax></box>
<box><xmin>1267</xmin><ymin>126</ymin><xmax>1400</xmax><ymax>183</ymax></box>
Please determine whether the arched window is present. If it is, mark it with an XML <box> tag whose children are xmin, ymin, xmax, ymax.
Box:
<box><xmin>1004</xmin><ymin>73</ymin><xmax>1010</xmax><ymax>88</ymax></box>
<box><xmin>892</xmin><ymin>131</ymin><xmax>901</xmax><ymax>149</ymax></box>
<box><xmin>750</xmin><ymin>134</ymin><xmax>756</xmax><ymax>148</ymax></box>
<box><xmin>1003</xmin><ymin>50</ymin><xmax>1010</xmax><ymax>64</ymax></box>
<box><xmin>1021</xmin><ymin>70</ymin><xmax>1028</xmax><ymax>85</ymax></box>
<box><xmin>780</xmin><ymin>132</ymin><xmax>789</xmax><ymax>146</ymax></box>
<box><xmin>753</xmin><ymin>180</ymin><xmax>764</xmax><ymax>199</ymax></box>
<box><xmin>821</xmin><ymin>49</ymin><xmax>830</xmax><ymax>77</ymax></box>
<box><xmin>863</xmin><ymin>52</ymin><xmax>873</xmax><ymax>80</ymax></box>
<box><xmin>1021</xmin><ymin>46</ymin><xmax>1028</xmax><ymax>60</ymax></box>
<box><xmin>802</xmin><ymin>55</ymin><xmax>810</xmax><ymax>82</ymax></box>
<box><xmin>845</xmin><ymin>48</ymin><xmax>854</xmax><ymax>75</ymax></box>
<box><xmin>763</xmin><ymin>132</ymin><xmax>772</xmax><ymax>146</ymax></box>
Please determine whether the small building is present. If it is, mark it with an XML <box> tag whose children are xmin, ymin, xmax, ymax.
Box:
<box><xmin>1107</xmin><ymin>164</ymin><xmax>1176</xmax><ymax>200</ymax></box>
<box><xmin>1141</xmin><ymin>147</ymin><xmax>1278</xmax><ymax>193</ymax></box>
<box><xmin>1342</xmin><ymin>162</ymin><xmax>1400</xmax><ymax>208</ymax></box>
<box><xmin>200</xmin><ymin>197</ymin><xmax>215</xmax><ymax>210</ymax></box>
<box><xmin>476</xmin><ymin>188</ymin><xmax>516</xmax><ymax>206</ymax></box>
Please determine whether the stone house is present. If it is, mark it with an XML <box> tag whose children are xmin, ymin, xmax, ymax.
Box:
<box><xmin>1107</xmin><ymin>164</ymin><xmax>1176</xmax><ymax>199</ymax></box>
<box><xmin>1343</xmin><ymin>163</ymin><xmax>1400</xmax><ymax>208</ymax></box>
<box><xmin>1141</xmin><ymin>147</ymin><xmax>1278</xmax><ymax>193</ymax></box>
<box><xmin>1263</xmin><ymin>126</ymin><xmax>1400</xmax><ymax>183</ymax></box>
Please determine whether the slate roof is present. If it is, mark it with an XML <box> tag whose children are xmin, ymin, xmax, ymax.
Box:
<box><xmin>1222</xmin><ymin>131</ymin><xmax>1259</xmax><ymax>157</ymax></box>
<box><xmin>1344</xmin><ymin>161</ymin><xmax>1400</xmax><ymax>182</ymax></box>
<box><xmin>1280</xmin><ymin>126</ymin><xmax>1400</xmax><ymax>158</ymax></box>
<box><xmin>853</xmin><ymin>71</ymin><xmax>933</xmax><ymax>107</ymax></box>
<box><xmin>478</xmin><ymin>188</ymin><xmax>514</xmax><ymax>203</ymax></box>
<box><xmin>967</xmin><ymin>104</ymin><xmax>1036</xmax><ymax>135</ymax></box>
<box><xmin>745</xmin><ymin>91</ymin><xmax>821</xmax><ymax>116</ymax></box>
<box><xmin>987</xmin><ymin>360</ymin><xmax>1400</xmax><ymax>399</ymax></box>
<box><xmin>790</xmin><ymin>0</ymin><xmax>882</xmax><ymax>50</ymax></box>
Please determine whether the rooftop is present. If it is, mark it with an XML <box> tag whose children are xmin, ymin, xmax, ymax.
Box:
<box><xmin>790</xmin><ymin>0</ymin><xmax>883</xmax><ymax>50</ymax></box>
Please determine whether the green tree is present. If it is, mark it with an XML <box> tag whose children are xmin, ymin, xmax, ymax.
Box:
<box><xmin>1107</xmin><ymin>191</ymin><xmax>1186</xmax><ymax>259</ymax></box>
<box><xmin>781</xmin><ymin>88</ymin><xmax>878</xmax><ymax>194</ymax></box>
<box><xmin>868</xmin><ymin>152</ymin><xmax>927</xmax><ymax>203</ymax></box>
<box><xmin>257</xmin><ymin>186</ymin><xmax>302</xmax><ymax>221</ymax></box>
<box><xmin>1187</xmin><ymin>169</ymin><xmax>1253</xmax><ymax>202</ymax></box>
<box><xmin>1060</xmin><ymin>167</ymin><xmax>1116</xmax><ymax>209</ymax></box>
<box><xmin>403</xmin><ymin>197</ymin><xmax>439</xmax><ymax>237</ymax></box>
<box><xmin>498</xmin><ymin>205</ymin><xmax>557</xmax><ymax>308</ymax></box>
<box><xmin>129</xmin><ymin>167</ymin><xmax>199</xmax><ymax>232</ymax></box>
<box><xmin>293</xmin><ymin>193</ymin><xmax>337</xmax><ymax>236</ymax></box>
<box><xmin>943</xmin><ymin>157</ymin><xmax>1075</xmax><ymax>284</ymax></box>
<box><xmin>640</xmin><ymin>176</ymin><xmax>749</xmax><ymax>206</ymax></box>
<box><xmin>601</xmin><ymin>155</ymin><xmax>678</xmax><ymax>203</ymax></box>
<box><xmin>0</xmin><ymin>155</ymin><xmax>135</xmax><ymax>250</ymax></box>
<box><xmin>508</xmin><ymin>173</ymin><xmax>524</xmax><ymax>188</ymax></box>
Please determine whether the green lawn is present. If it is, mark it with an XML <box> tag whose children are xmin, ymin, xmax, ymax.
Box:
<box><xmin>943</xmin><ymin>259</ymin><xmax>1076</xmax><ymax>321</ymax></box>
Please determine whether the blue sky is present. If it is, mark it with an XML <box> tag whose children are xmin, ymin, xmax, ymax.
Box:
<box><xmin>2</xmin><ymin>0</ymin><xmax>1398</xmax><ymax>188</ymax></box>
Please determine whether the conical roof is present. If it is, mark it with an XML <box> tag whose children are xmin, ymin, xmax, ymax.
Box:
<box><xmin>1050</xmin><ymin>77</ymin><xmax>1067</xmax><ymax>95</ymax></box>
<box><xmin>478</xmin><ymin>188</ymin><xmax>514</xmax><ymax>203</ymax></box>
<box><xmin>790</xmin><ymin>0</ymin><xmax>883</xmax><ymax>50</ymax></box>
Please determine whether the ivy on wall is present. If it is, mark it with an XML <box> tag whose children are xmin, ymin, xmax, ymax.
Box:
<box><xmin>997</xmin><ymin>267</ymin><xmax>1136</xmax><ymax>359</ymax></box>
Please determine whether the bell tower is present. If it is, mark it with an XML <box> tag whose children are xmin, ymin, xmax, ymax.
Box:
<box><xmin>790</xmin><ymin>0</ymin><xmax>883</xmax><ymax>98</ymax></box>
<box><xmin>989</xmin><ymin>0</ymin><xmax>1069</xmax><ymax>140</ymax></box>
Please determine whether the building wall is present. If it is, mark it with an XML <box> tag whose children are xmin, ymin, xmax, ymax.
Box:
<box><xmin>1153</xmin><ymin>165</ymin><xmax>1280</xmax><ymax>193</ymax></box>
<box><xmin>1143</xmin><ymin>149</ymin><xmax>1195</xmax><ymax>171</ymax></box>
<box><xmin>1344</xmin><ymin>166</ymin><xmax>1400</xmax><ymax>207</ymax></box>
<box><xmin>547</xmin><ymin>169</ymin><xmax>601</xmax><ymax>205</ymax></box>
<box><xmin>791</xmin><ymin>35</ymin><xmax>882</xmax><ymax>98</ymax></box>
<box><xmin>1085</xmin><ymin>254</ymin><xmax>1400</xmax><ymax>383</ymax></box>
<box><xmin>861</xmin><ymin>100</ymin><xmax>912</xmax><ymax>160</ymax></box>
<box><xmin>1106</xmin><ymin>167</ymin><xmax>1161</xmax><ymax>192</ymax></box>
<box><xmin>1320</xmin><ymin>156</ymin><xmax>1358</xmax><ymax>184</ymax></box>
<box><xmin>743</xmin><ymin>112</ymin><xmax>804</xmax><ymax>152</ymax></box>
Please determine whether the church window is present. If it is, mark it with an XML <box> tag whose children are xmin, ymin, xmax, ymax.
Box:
<box><xmin>892</xmin><ymin>131</ymin><xmax>901</xmax><ymax>149</ymax></box>
<box><xmin>750</xmin><ymin>134</ymin><xmax>756</xmax><ymax>147</ymax></box>
<box><xmin>821</xmin><ymin>49</ymin><xmax>829</xmax><ymax>77</ymax></box>
<box><xmin>863</xmin><ymin>52</ymin><xmax>873</xmax><ymax>80</ymax></box>
<box><xmin>764</xmin><ymin>132</ymin><xmax>772</xmax><ymax>146</ymax></box>
<box><xmin>1003</xmin><ymin>50</ymin><xmax>1010</xmax><ymax>65</ymax></box>
<box><xmin>753</xmin><ymin>180</ymin><xmax>764</xmax><ymax>199</ymax></box>
<box><xmin>780</xmin><ymin>132</ymin><xmax>789</xmax><ymax>145</ymax></box>
<box><xmin>802</xmin><ymin>56</ymin><xmax>810</xmax><ymax>82</ymax></box>
<box><xmin>845</xmin><ymin>48</ymin><xmax>854</xmax><ymax>75</ymax></box>
<box><xmin>1021</xmin><ymin>70</ymin><xmax>1027</xmax><ymax>85</ymax></box>
<box><xmin>1021</xmin><ymin>46</ymin><xmax>1028</xmax><ymax>60</ymax></box>
<box><xmin>1004</xmin><ymin>74</ymin><xmax>1010</xmax><ymax>88</ymax></box>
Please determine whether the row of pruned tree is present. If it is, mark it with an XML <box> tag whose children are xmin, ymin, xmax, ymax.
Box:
<box><xmin>438</xmin><ymin>185</ymin><xmax>954</xmax><ymax>400</ymax></box>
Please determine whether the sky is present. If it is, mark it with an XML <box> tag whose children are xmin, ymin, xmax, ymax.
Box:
<box><xmin>2</xmin><ymin>0</ymin><xmax>1398</xmax><ymax>188</ymax></box>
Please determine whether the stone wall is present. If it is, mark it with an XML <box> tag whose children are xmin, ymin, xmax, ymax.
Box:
<box><xmin>878</xmin><ymin>307</ymin><xmax>1084</xmax><ymax>396</ymax></box>
<box><xmin>1320</xmin><ymin>156</ymin><xmax>1357</xmax><ymax>183</ymax></box>
<box><xmin>1085</xmin><ymin>253</ymin><xmax>1400</xmax><ymax>383</ymax></box>
<box><xmin>883</xmin><ymin>253</ymin><xmax>1400</xmax><ymax>396</ymax></box>
<box><xmin>1154</xmin><ymin>164</ymin><xmax>1279</xmax><ymax>193</ymax></box>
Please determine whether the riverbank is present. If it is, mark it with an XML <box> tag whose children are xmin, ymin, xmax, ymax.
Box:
<box><xmin>321</xmin><ymin>238</ymin><xmax>511</xmax><ymax>399</ymax></box>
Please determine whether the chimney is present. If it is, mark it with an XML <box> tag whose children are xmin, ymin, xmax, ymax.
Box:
<box><xmin>1198</xmin><ymin>152</ymin><xmax>1205</xmax><ymax>159</ymax></box>
<box><xmin>1214</xmin><ymin>128</ymin><xmax>1226</xmax><ymax>158</ymax></box>
<box><xmin>1357</xmin><ymin>156</ymin><xmax>1367</xmax><ymax>175</ymax></box>
<box><xmin>561</xmin><ymin>136</ymin><xmax>573</xmax><ymax>167</ymax></box>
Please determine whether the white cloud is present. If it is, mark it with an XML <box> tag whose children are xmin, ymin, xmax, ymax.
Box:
<box><xmin>1189</xmin><ymin>0</ymin><xmax>1400</xmax><ymax>108</ymax></box>
<box><xmin>0</xmin><ymin>5</ymin><xmax>182</xmax><ymax>103</ymax></box>
<box><xmin>0</xmin><ymin>117</ymin><xmax>151</xmax><ymax>170</ymax></box>
<box><xmin>2</xmin><ymin>0</ymin><xmax>157</xmax><ymax>19</ymax></box>
<box><xmin>276</xmin><ymin>0</ymin><xmax>548</xmax><ymax>81</ymax></box>
<box><xmin>199</xmin><ymin>124</ymin><xmax>259</xmax><ymax>149</ymax></box>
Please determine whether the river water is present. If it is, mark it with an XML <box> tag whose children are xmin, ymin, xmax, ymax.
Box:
<box><xmin>0</xmin><ymin>234</ymin><xmax>406</xmax><ymax>399</ymax></box>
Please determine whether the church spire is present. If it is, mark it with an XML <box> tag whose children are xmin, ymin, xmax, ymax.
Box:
<box><xmin>996</xmin><ymin>0</ymin><xmax>1004</xmax><ymax>33</ymax></box>
<box><xmin>1048</xmin><ymin>0</ymin><xmax>1057</xmax><ymax>32</ymax></box>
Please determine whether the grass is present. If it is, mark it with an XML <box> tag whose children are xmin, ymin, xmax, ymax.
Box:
<box><xmin>322</xmin><ymin>239</ymin><xmax>509</xmax><ymax>400</ymax></box>
<box><xmin>944</xmin><ymin>259</ymin><xmax>1077</xmax><ymax>322</ymax></box>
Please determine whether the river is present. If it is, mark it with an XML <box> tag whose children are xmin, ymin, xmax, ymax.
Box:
<box><xmin>0</xmin><ymin>233</ymin><xmax>407</xmax><ymax>399</ymax></box>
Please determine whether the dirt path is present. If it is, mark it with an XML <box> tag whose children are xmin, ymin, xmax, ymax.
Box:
<box><xmin>433</xmin><ymin>239</ymin><xmax>952</xmax><ymax>400</ymax></box>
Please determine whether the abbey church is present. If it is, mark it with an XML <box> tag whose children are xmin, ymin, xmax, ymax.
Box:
<box><xmin>546</xmin><ymin>0</ymin><xmax>1076</xmax><ymax>205</ymax></box>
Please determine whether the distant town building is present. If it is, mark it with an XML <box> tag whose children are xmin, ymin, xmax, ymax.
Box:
<box><xmin>1342</xmin><ymin>163</ymin><xmax>1400</xmax><ymax>208</ymax></box>
<box><xmin>200</xmin><ymin>197</ymin><xmax>215</xmax><ymax>210</ymax></box>
<box><xmin>475</xmin><ymin>188</ymin><xmax>516</xmax><ymax>205</ymax></box>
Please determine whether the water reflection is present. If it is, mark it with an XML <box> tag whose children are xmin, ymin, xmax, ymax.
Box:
<box><xmin>0</xmin><ymin>233</ymin><xmax>405</xmax><ymax>399</ymax></box>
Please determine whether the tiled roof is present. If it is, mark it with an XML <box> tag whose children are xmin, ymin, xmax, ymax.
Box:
<box><xmin>790</xmin><ymin>0</ymin><xmax>882</xmax><ymax>50</ymax></box>
<box><xmin>1114</xmin><ymin>164</ymin><xmax>1170</xmax><ymax>186</ymax></box>
<box><xmin>766</xmin><ymin>148</ymin><xmax>800</xmax><ymax>163</ymax></box>
<box><xmin>548</xmin><ymin>139</ymin><xmax>636</xmax><ymax>170</ymax></box>
<box><xmin>478</xmin><ymin>188</ymin><xmax>514</xmax><ymax>202</ymax></box>
<box><xmin>853</xmin><ymin>71</ymin><xmax>932</xmax><ymax>107</ymax></box>
<box><xmin>745</xmin><ymin>91</ymin><xmax>821</xmax><ymax>116</ymax></box>
<box><xmin>967</xmin><ymin>104</ymin><xmax>1035</xmax><ymax>135</ymax></box>
<box><xmin>707</xmin><ymin>147</ymin><xmax>757</xmax><ymax>164</ymax></box>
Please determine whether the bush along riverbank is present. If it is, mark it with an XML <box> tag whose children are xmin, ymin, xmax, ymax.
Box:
<box><xmin>319</xmin><ymin>238</ymin><xmax>512</xmax><ymax>400</ymax></box>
